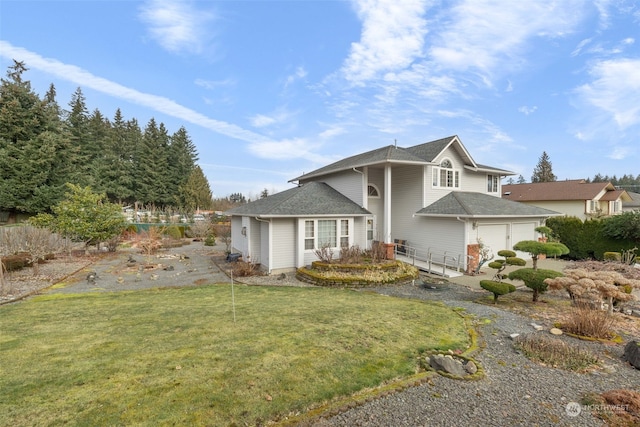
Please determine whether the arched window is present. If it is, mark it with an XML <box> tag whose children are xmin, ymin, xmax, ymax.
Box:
<box><xmin>367</xmin><ymin>184</ymin><xmax>380</xmax><ymax>198</ymax></box>
<box><xmin>432</xmin><ymin>158</ymin><xmax>460</xmax><ymax>188</ymax></box>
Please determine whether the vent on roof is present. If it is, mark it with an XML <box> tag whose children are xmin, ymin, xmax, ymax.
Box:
<box><xmin>504</xmin><ymin>191</ymin><xmax>511</xmax><ymax>196</ymax></box>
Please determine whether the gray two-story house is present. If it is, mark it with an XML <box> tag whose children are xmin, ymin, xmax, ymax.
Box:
<box><xmin>226</xmin><ymin>136</ymin><xmax>561</xmax><ymax>274</ymax></box>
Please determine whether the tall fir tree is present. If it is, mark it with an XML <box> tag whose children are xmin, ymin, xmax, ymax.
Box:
<box><xmin>169</xmin><ymin>126</ymin><xmax>198</xmax><ymax>208</ymax></box>
<box><xmin>0</xmin><ymin>61</ymin><xmax>65</xmax><ymax>213</ymax></box>
<box><xmin>96</xmin><ymin>109</ymin><xmax>135</xmax><ymax>203</ymax></box>
<box><xmin>66</xmin><ymin>87</ymin><xmax>93</xmax><ymax>187</ymax></box>
<box><xmin>531</xmin><ymin>151</ymin><xmax>557</xmax><ymax>183</ymax></box>
<box><xmin>181</xmin><ymin>165</ymin><xmax>213</xmax><ymax>211</ymax></box>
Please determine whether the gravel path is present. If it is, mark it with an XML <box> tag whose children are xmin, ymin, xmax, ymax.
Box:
<box><xmin>310</xmin><ymin>281</ymin><xmax>638</xmax><ymax>427</ymax></box>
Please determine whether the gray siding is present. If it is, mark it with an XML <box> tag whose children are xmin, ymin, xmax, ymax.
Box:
<box><xmin>271</xmin><ymin>218</ymin><xmax>296</xmax><ymax>270</ymax></box>
<box><xmin>413</xmin><ymin>217</ymin><xmax>466</xmax><ymax>263</ymax></box>
<box><xmin>249</xmin><ymin>217</ymin><xmax>261</xmax><ymax>264</ymax></box>
<box><xmin>390</xmin><ymin>165</ymin><xmax>424</xmax><ymax>241</ymax></box>
<box><xmin>313</xmin><ymin>169</ymin><xmax>364</xmax><ymax>206</ymax></box>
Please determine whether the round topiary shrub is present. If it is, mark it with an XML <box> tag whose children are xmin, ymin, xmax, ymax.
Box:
<box><xmin>480</xmin><ymin>280</ymin><xmax>516</xmax><ymax>303</ymax></box>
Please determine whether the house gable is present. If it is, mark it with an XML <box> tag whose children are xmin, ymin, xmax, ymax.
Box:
<box><xmin>502</xmin><ymin>180</ymin><xmax>631</xmax><ymax>218</ymax></box>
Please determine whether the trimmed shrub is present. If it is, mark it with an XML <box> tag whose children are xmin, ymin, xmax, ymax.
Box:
<box><xmin>479</xmin><ymin>280</ymin><xmax>516</xmax><ymax>303</ymax></box>
<box><xmin>204</xmin><ymin>235</ymin><xmax>216</xmax><ymax>246</ymax></box>
<box><xmin>508</xmin><ymin>268</ymin><xmax>563</xmax><ymax>302</ymax></box>
<box><xmin>603</xmin><ymin>252</ymin><xmax>621</xmax><ymax>262</ymax></box>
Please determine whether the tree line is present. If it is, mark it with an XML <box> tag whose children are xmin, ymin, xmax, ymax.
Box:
<box><xmin>506</xmin><ymin>151</ymin><xmax>639</xmax><ymax>191</ymax></box>
<box><xmin>0</xmin><ymin>60</ymin><xmax>213</xmax><ymax>217</ymax></box>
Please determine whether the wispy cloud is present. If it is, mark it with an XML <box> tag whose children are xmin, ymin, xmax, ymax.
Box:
<box><xmin>138</xmin><ymin>0</ymin><xmax>215</xmax><ymax>55</ymax></box>
<box><xmin>0</xmin><ymin>41</ymin><xmax>326</xmax><ymax>163</ymax></box>
<box><xmin>575</xmin><ymin>58</ymin><xmax>640</xmax><ymax>129</ymax></box>
<box><xmin>341</xmin><ymin>0</ymin><xmax>428</xmax><ymax>85</ymax></box>
<box><xmin>518</xmin><ymin>106</ymin><xmax>537</xmax><ymax>115</ymax></box>
<box><xmin>194</xmin><ymin>78</ymin><xmax>235</xmax><ymax>90</ymax></box>
<box><xmin>429</xmin><ymin>0</ymin><xmax>583</xmax><ymax>80</ymax></box>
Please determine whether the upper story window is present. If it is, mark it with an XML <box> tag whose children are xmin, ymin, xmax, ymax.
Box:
<box><xmin>432</xmin><ymin>159</ymin><xmax>460</xmax><ymax>189</ymax></box>
<box><xmin>367</xmin><ymin>184</ymin><xmax>380</xmax><ymax>198</ymax></box>
<box><xmin>487</xmin><ymin>175</ymin><xmax>499</xmax><ymax>193</ymax></box>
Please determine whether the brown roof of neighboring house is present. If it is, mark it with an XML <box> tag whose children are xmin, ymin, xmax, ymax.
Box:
<box><xmin>502</xmin><ymin>180</ymin><xmax>630</xmax><ymax>202</ymax></box>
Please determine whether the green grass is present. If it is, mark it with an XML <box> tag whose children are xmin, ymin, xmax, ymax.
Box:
<box><xmin>0</xmin><ymin>284</ymin><xmax>468</xmax><ymax>426</ymax></box>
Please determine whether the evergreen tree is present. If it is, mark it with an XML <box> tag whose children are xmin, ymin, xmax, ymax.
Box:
<box><xmin>96</xmin><ymin>109</ymin><xmax>135</xmax><ymax>203</ymax></box>
<box><xmin>136</xmin><ymin>118</ymin><xmax>171</xmax><ymax>205</ymax></box>
<box><xmin>181</xmin><ymin>165</ymin><xmax>213</xmax><ymax>211</ymax></box>
<box><xmin>168</xmin><ymin>126</ymin><xmax>198</xmax><ymax>208</ymax></box>
<box><xmin>66</xmin><ymin>87</ymin><xmax>93</xmax><ymax>187</ymax></box>
<box><xmin>531</xmin><ymin>151</ymin><xmax>556</xmax><ymax>183</ymax></box>
<box><xmin>86</xmin><ymin>109</ymin><xmax>111</xmax><ymax>191</ymax></box>
<box><xmin>517</xmin><ymin>175</ymin><xmax>526</xmax><ymax>184</ymax></box>
<box><xmin>0</xmin><ymin>61</ymin><xmax>64</xmax><ymax>213</ymax></box>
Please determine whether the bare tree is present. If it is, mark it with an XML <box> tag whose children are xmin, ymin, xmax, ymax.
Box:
<box><xmin>20</xmin><ymin>226</ymin><xmax>65</xmax><ymax>276</ymax></box>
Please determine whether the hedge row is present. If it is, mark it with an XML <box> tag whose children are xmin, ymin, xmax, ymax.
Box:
<box><xmin>545</xmin><ymin>216</ymin><xmax>637</xmax><ymax>260</ymax></box>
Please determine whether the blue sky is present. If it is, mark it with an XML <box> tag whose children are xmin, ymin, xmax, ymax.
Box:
<box><xmin>1</xmin><ymin>0</ymin><xmax>639</xmax><ymax>199</ymax></box>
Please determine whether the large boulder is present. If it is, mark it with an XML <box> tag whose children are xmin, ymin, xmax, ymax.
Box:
<box><xmin>623</xmin><ymin>341</ymin><xmax>640</xmax><ymax>369</ymax></box>
<box><xmin>428</xmin><ymin>354</ymin><xmax>467</xmax><ymax>377</ymax></box>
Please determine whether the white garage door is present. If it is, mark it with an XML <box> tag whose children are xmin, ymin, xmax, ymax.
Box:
<box><xmin>477</xmin><ymin>224</ymin><xmax>508</xmax><ymax>261</ymax></box>
<box><xmin>512</xmin><ymin>222</ymin><xmax>537</xmax><ymax>259</ymax></box>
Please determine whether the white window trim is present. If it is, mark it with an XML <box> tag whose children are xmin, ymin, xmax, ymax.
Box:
<box><xmin>432</xmin><ymin>159</ymin><xmax>461</xmax><ymax>189</ymax></box>
<box><xmin>304</xmin><ymin>218</ymin><xmax>353</xmax><ymax>251</ymax></box>
<box><xmin>367</xmin><ymin>183</ymin><xmax>380</xmax><ymax>198</ymax></box>
<box><xmin>487</xmin><ymin>174</ymin><xmax>499</xmax><ymax>193</ymax></box>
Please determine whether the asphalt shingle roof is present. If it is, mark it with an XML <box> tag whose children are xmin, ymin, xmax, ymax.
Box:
<box><xmin>225</xmin><ymin>181</ymin><xmax>371</xmax><ymax>217</ymax></box>
<box><xmin>502</xmin><ymin>180</ymin><xmax>621</xmax><ymax>201</ymax></box>
<box><xmin>415</xmin><ymin>191</ymin><xmax>562</xmax><ymax>218</ymax></box>
<box><xmin>292</xmin><ymin>135</ymin><xmax>513</xmax><ymax>182</ymax></box>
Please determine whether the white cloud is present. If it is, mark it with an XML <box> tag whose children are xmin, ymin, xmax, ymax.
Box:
<box><xmin>194</xmin><ymin>78</ymin><xmax>234</xmax><ymax>90</ymax></box>
<box><xmin>285</xmin><ymin>66</ymin><xmax>308</xmax><ymax>88</ymax></box>
<box><xmin>518</xmin><ymin>106</ymin><xmax>537</xmax><ymax>115</ymax></box>
<box><xmin>138</xmin><ymin>0</ymin><xmax>215</xmax><ymax>55</ymax></box>
<box><xmin>608</xmin><ymin>146</ymin><xmax>631</xmax><ymax>160</ymax></box>
<box><xmin>575</xmin><ymin>58</ymin><xmax>640</xmax><ymax>129</ymax></box>
<box><xmin>342</xmin><ymin>0</ymin><xmax>428</xmax><ymax>85</ymax></box>
<box><xmin>429</xmin><ymin>0</ymin><xmax>583</xmax><ymax>78</ymax></box>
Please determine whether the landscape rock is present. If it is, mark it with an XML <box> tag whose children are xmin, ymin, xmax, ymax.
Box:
<box><xmin>464</xmin><ymin>360</ymin><xmax>478</xmax><ymax>375</ymax></box>
<box><xmin>428</xmin><ymin>354</ymin><xmax>467</xmax><ymax>377</ymax></box>
<box><xmin>509</xmin><ymin>333</ymin><xmax>520</xmax><ymax>340</ymax></box>
<box><xmin>549</xmin><ymin>328</ymin><xmax>563</xmax><ymax>336</ymax></box>
<box><xmin>530</xmin><ymin>322</ymin><xmax>544</xmax><ymax>331</ymax></box>
<box><xmin>622</xmin><ymin>340</ymin><xmax>640</xmax><ymax>369</ymax></box>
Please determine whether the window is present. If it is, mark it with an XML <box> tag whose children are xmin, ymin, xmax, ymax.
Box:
<box><xmin>432</xmin><ymin>159</ymin><xmax>460</xmax><ymax>188</ymax></box>
<box><xmin>612</xmin><ymin>201</ymin><xmax>621</xmax><ymax>213</ymax></box>
<box><xmin>304</xmin><ymin>220</ymin><xmax>314</xmax><ymax>250</ymax></box>
<box><xmin>589</xmin><ymin>200</ymin><xmax>599</xmax><ymax>213</ymax></box>
<box><xmin>304</xmin><ymin>219</ymin><xmax>351</xmax><ymax>250</ymax></box>
<box><xmin>367</xmin><ymin>184</ymin><xmax>380</xmax><ymax>198</ymax></box>
<box><xmin>318</xmin><ymin>220</ymin><xmax>337</xmax><ymax>247</ymax></box>
<box><xmin>487</xmin><ymin>175</ymin><xmax>499</xmax><ymax>193</ymax></box>
<box><xmin>340</xmin><ymin>219</ymin><xmax>349</xmax><ymax>247</ymax></box>
<box><xmin>367</xmin><ymin>218</ymin><xmax>374</xmax><ymax>240</ymax></box>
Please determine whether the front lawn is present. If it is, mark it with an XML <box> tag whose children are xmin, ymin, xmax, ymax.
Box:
<box><xmin>0</xmin><ymin>285</ymin><xmax>468</xmax><ymax>426</ymax></box>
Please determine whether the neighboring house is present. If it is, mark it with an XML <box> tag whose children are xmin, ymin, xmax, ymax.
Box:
<box><xmin>623</xmin><ymin>192</ymin><xmax>640</xmax><ymax>212</ymax></box>
<box><xmin>227</xmin><ymin>135</ymin><xmax>561</xmax><ymax>274</ymax></box>
<box><xmin>502</xmin><ymin>180</ymin><xmax>631</xmax><ymax>220</ymax></box>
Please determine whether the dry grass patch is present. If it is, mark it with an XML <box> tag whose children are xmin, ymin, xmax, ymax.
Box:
<box><xmin>513</xmin><ymin>333</ymin><xmax>600</xmax><ymax>372</ymax></box>
<box><xmin>583</xmin><ymin>389</ymin><xmax>640</xmax><ymax>426</ymax></box>
<box><xmin>0</xmin><ymin>285</ymin><xmax>468</xmax><ymax>426</ymax></box>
